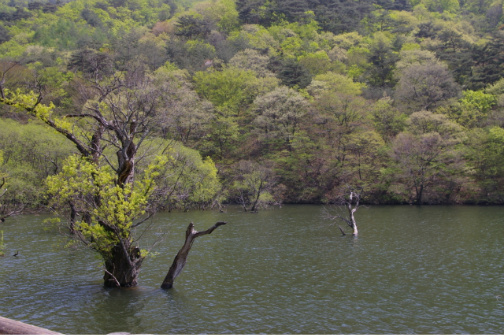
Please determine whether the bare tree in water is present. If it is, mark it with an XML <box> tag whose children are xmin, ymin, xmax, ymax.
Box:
<box><xmin>328</xmin><ymin>187</ymin><xmax>362</xmax><ymax>236</ymax></box>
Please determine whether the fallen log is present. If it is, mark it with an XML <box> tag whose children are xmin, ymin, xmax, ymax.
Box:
<box><xmin>0</xmin><ymin>316</ymin><xmax>62</xmax><ymax>335</ymax></box>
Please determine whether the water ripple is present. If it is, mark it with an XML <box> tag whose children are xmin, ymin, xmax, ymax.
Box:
<box><xmin>1</xmin><ymin>207</ymin><xmax>504</xmax><ymax>333</ymax></box>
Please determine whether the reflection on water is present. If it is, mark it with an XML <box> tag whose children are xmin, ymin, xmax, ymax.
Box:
<box><xmin>1</xmin><ymin>206</ymin><xmax>504</xmax><ymax>333</ymax></box>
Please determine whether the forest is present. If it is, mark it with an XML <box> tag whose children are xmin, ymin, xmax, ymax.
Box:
<box><xmin>2</xmin><ymin>0</ymin><xmax>504</xmax><ymax>218</ymax></box>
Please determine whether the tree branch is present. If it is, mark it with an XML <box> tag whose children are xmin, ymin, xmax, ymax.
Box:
<box><xmin>66</xmin><ymin>112</ymin><xmax>114</xmax><ymax>130</ymax></box>
<box><xmin>0</xmin><ymin>204</ymin><xmax>25</xmax><ymax>223</ymax></box>
<box><xmin>103</xmin><ymin>268</ymin><xmax>121</xmax><ymax>288</ymax></box>
<box><xmin>193</xmin><ymin>221</ymin><xmax>227</xmax><ymax>238</ymax></box>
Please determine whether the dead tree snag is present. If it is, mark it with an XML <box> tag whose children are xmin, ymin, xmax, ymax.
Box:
<box><xmin>330</xmin><ymin>189</ymin><xmax>361</xmax><ymax>237</ymax></box>
<box><xmin>161</xmin><ymin>221</ymin><xmax>227</xmax><ymax>289</ymax></box>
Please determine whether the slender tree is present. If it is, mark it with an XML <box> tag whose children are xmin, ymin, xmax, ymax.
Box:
<box><xmin>229</xmin><ymin>160</ymin><xmax>277</xmax><ymax>212</ymax></box>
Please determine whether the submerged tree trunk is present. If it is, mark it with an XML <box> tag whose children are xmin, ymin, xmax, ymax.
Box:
<box><xmin>161</xmin><ymin>221</ymin><xmax>227</xmax><ymax>289</ymax></box>
<box><xmin>346</xmin><ymin>192</ymin><xmax>359</xmax><ymax>236</ymax></box>
<box><xmin>103</xmin><ymin>242</ymin><xmax>144</xmax><ymax>288</ymax></box>
<box><xmin>332</xmin><ymin>190</ymin><xmax>361</xmax><ymax>237</ymax></box>
<box><xmin>249</xmin><ymin>180</ymin><xmax>264</xmax><ymax>212</ymax></box>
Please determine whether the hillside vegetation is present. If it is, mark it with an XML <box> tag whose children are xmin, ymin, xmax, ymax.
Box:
<box><xmin>2</xmin><ymin>0</ymin><xmax>504</xmax><ymax>209</ymax></box>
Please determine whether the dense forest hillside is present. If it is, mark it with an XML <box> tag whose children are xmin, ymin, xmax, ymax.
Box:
<box><xmin>1</xmin><ymin>0</ymin><xmax>504</xmax><ymax>213</ymax></box>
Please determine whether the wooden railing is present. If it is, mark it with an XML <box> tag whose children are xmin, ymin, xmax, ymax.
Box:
<box><xmin>0</xmin><ymin>316</ymin><xmax>62</xmax><ymax>334</ymax></box>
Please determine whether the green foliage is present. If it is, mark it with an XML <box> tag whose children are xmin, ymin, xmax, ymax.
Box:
<box><xmin>394</xmin><ymin>61</ymin><xmax>461</xmax><ymax>112</ymax></box>
<box><xmin>395</xmin><ymin>49</ymin><xmax>438</xmax><ymax>72</ymax></box>
<box><xmin>0</xmin><ymin>33</ymin><xmax>32</xmax><ymax>58</ymax></box>
<box><xmin>308</xmin><ymin>72</ymin><xmax>365</xmax><ymax>97</ymax></box>
<box><xmin>68</xmin><ymin>48</ymin><xmax>114</xmax><ymax>77</ymax></box>
<box><xmin>269</xmin><ymin>57</ymin><xmax>312</xmax><ymax>89</ymax></box>
<box><xmin>152</xmin><ymin>66</ymin><xmax>214</xmax><ymax>144</ymax></box>
<box><xmin>193</xmin><ymin>0</ymin><xmax>240</xmax><ymax>34</ymax></box>
<box><xmin>464</xmin><ymin>127</ymin><xmax>504</xmax><ymax>202</ymax></box>
<box><xmin>200</xmin><ymin>114</ymin><xmax>240</xmax><ymax>160</ymax></box>
<box><xmin>407</xmin><ymin>110</ymin><xmax>463</xmax><ymax>138</ymax></box>
<box><xmin>228</xmin><ymin>24</ymin><xmax>279</xmax><ymax>54</ymax></box>
<box><xmin>46</xmin><ymin>154</ymin><xmax>160</xmax><ymax>255</ymax></box>
<box><xmin>228</xmin><ymin>159</ymin><xmax>277</xmax><ymax>211</ymax></box>
<box><xmin>365</xmin><ymin>32</ymin><xmax>399</xmax><ymax>87</ymax></box>
<box><xmin>344</xmin><ymin>130</ymin><xmax>387</xmax><ymax>189</ymax></box>
<box><xmin>146</xmin><ymin>141</ymin><xmax>222</xmax><ymax>210</ymax></box>
<box><xmin>266</xmin><ymin>19</ymin><xmax>322</xmax><ymax>59</ymax></box>
<box><xmin>333</xmin><ymin>32</ymin><xmax>365</xmax><ymax>50</ymax></box>
<box><xmin>0</xmin><ymin>54</ymin><xmax>226</xmax><ymax>286</ymax></box>
<box><xmin>0</xmin><ymin>118</ymin><xmax>74</xmax><ymax>206</ymax></box>
<box><xmin>454</xmin><ymin>90</ymin><xmax>496</xmax><ymax>127</ymax></box>
<box><xmin>175</xmin><ymin>14</ymin><xmax>211</xmax><ymax>39</ymax></box>
<box><xmin>1</xmin><ymin>0</ymin><xmax>504</xmax><ymax>207</ymax></box>
<box><xmin>193</xmin><ymin>66</ymin><xmax>259</xmax><ymax>113</ymax></box>
<box><xmin>390</xmin><ymin>130</ymin><xmax>463</xmax><ymax>204</ymax></box>
<box><xmin>369</xmin><ymin>97</ymin><xmax>408</xmax><ymax>141</ymax></box>
<box><xmin>252</xmin><ymin>86</ymin><xmax>309</xmax><ymax>149</ymax></box>
<box><xmin>420</xmin><ymin>0</ymin><xmax>460</xmax><ymax>13</ymax></box>
<box><xmin>468</xmin><ymin>32</ymin><xmax>504</xmax><ymax>89</ymax></box>
<box><xmin>346</xmin><ymin>45</ymin><xmax>370</xmax><ymax>79</ymax></box>
<box><xmin>167</xmin><ymin>39</ymin><xmax>216</xmax><ymax>72</ymax></box>
<box><xmin>228</xmin><ymin>48</ymin><xmax>276</xmax><ymax>77</ymax></box>
<box><xmin>33</xmin><ymin>18</ymin><xmax>106</xmax><ymax>49</ymax></box>
<box><xmin>298</xmin><ymin>51</ymin><xmax>333</xmax><ymax>75</ymax></box>
<box><xmin>485</xmin><ymin>78</ymin><xmax>504</xmax><ymax>108</ymax></box>
<box><xmin>0</xmin><ymin>23</ymin><xmax>10</xmax><ymax>44</ymax></box>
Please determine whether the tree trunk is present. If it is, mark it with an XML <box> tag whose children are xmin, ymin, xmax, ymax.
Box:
<box><xmin>239</xmin><ymin>192</ymin><xmax>248</xmax><ymax>212</ymax></box>
<box><xmin>346</xmin><ymin>191</ymin><xmax>359</xmax><ymax>236</ymax></box>
<box><xmin>68</xmin><ymin>201</ymin><xmax>77</xmax><ymax>235</ymax></box>
<box><xmin>415</xmin><ymin>183</ymin><xmax>424</xmax><ymax>205</ymax></box>
<box><xmin>249</xmin><ymin>181</ymin><xmax>263</xmax><ymax>212</ymax></box>
<box><xmin>103</xmin><ymin>242</ymin><xmax>143</xmax><ymax>288</ymax></box>
<box><xmin>117</xmin><ymin>156</ymin><xmax>135</xmax><ymax>187</ymax></box>
<box><xmin>333</xmin><ymin>190</ymin><xmax>360</xmax><ymax>237</ymax></box>
<box><xmin>348</xmin><ymin>206</ymin><xmax>358</xmax><ymax>236</ymax></box>
<box><xmin>116</xmin><ymin>140</ymin><xmax>137</xmax><ymax>187</ymax></box>
<box><xmin>161</xmin><ymin>222</ymin><xmax>227</xmax><ymax>289</ymax></box>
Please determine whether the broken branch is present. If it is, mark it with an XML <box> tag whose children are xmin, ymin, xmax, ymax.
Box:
<box><xmin>161</xmin><ymin>221</ymin><xmax>227</xmax><ymax>289</ymax></box>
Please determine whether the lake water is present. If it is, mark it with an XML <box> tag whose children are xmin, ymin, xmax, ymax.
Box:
<box><xmin>1</xmin><ymin>205</ymin><xmax>503</xmax><ymax>334</ymax></box>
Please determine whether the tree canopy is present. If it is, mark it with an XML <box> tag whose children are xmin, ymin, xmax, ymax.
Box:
<box><xmin>1</xmin><ymin>0</ymin><xmax>504</xmax><ymax>223</ymax></box>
